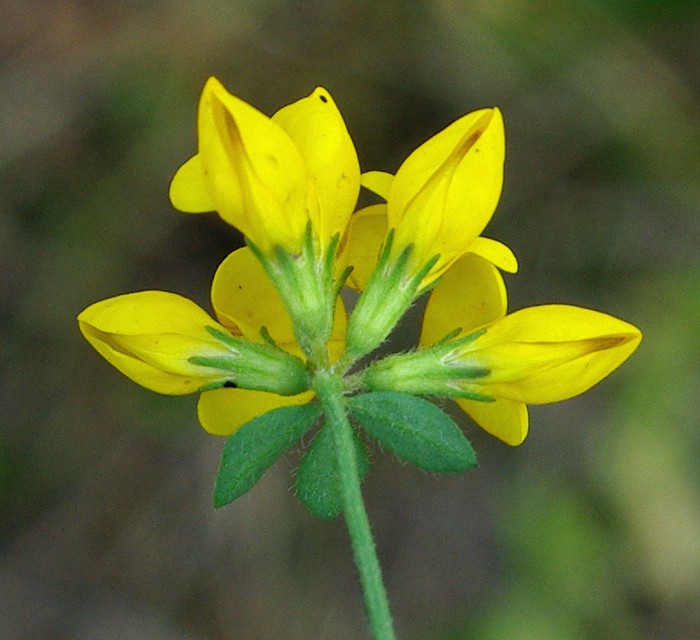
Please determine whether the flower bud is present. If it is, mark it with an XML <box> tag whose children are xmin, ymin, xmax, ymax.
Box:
<box><xmin>78</xmin><ymin>291</ymin><xmax>309</xmax><ymax>396</ymax></box>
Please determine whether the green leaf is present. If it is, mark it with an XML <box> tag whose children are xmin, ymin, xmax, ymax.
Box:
<box><xmin>347</xmin><ymin>391</ymin><xmax>477</xmax><ymax>473</ymax></box>
<box><xmin>214</xmin><ymin>403</ymin><xmax>322</xmax><ymax>508</ymax></box>
<box><xmin>296</xmin><ymin>423</ymin><xmax>369</xmax><ymax>520</ymax></box>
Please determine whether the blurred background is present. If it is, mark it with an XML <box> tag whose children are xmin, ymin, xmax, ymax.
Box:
<box><xmin>2</xmin><ymin>1</ymin><xmax>699</xmax><ymax>638</ymax></box>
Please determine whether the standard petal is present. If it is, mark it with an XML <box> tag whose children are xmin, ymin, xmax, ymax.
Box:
<box><xmin>420</xmin><ymin>253</ymin><xmax>507</xmax><ymax>346</ymax></box>
<box><xmin>389</xmin><ymin>108</ymin><xmax>505</xmax><ymax>280</ymax></box>
<box><xmin>197</xmin><ymin>387</ymin><xmax>314</xmax><ymax>436</ymax></box>
<box><xmin>212</xmin><ymin>247</ymin><xmax>296</xmax><ymax>344</ymax></box>
<box><xmin>467</xmin><ymin>237</ymin><xmax>518</xmax><ymax>274</ymax></box>
<box><xmin>456</xmin><ymin>397</ymin><xmax>529</xmax><ymax>446</ymax></box>
<box><xmin>337</xmin><ymin>204</ymin><xmax>388</xmax><ymax>291</ymax></box>
<box><xmin>361</xmin><ymin>171</ymin><xmax>393</xmax><ymax>200</ymax></box>
<box><xmin>198</xmin><ymin>77</ymin><xmax>308</xmax><ymax>253</ymax></box>
<box><xmin>472</xmin><ymin>305</ymin><xmax>642</xmax><ymax>404</ymax></box>
<box><xmin>273</xmin><ymin>87</ymin><xmax>360</xmax><ymax>245</ymax></box>
<box><xmin>169</xmin><ymin>154</ymin><xmax>215</xmax><ymax>213</ymax></box>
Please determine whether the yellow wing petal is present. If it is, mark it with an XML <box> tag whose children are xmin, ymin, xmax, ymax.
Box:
<box><xmin>79</xmin><ymin>335</ymin><xmax>210</xmax><ymax>395</ymax></box>
<box><xmin>169</xmin><ymin>154</ymin><xmax>215</xmax><ymax>213</ymax></box>
<box><xmin>198</xmin><ymin>77</ymin><xmax>308</xmax><ymax>253</ymax></box>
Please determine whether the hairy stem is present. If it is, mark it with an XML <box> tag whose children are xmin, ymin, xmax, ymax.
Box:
<box><xmin>312</xmin><ymin>370</ymin><xmax>396</xmax><ymax>640</ymax></box>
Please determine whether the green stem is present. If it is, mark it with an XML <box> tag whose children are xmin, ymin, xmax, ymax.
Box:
<box><xmin>313</xmin><ymin>370</ymin><xmax>397</xmax><ymax>640</ymax></box>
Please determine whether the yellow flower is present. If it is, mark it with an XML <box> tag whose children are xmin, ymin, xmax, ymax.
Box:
<box><xmin>169</xmin><ymin>77</ymin><xmax>360</xmax><ymax>257</ymax></box>
<box><xmin>353</xmin><ymin>107</ymin><xmax>508</xmax><ymax>287</ymax></box>
<box><xmin>419</xmin><ymin>255</ymin><xmax>642</xmax><ymax>445</ymax></box>
<box><xmin>78</xmin><ymin>290</ymin><xmax>241</xmax><ymax>395</ymax></box>
<box><xmin>170</xmin><ymin>78</ymin><xmax>359</xmax><ymax>362</ymax></box>
<box><xmin>341</xmin><ymin>108</ymin><xmax>511</xmax><ymax>363</ymax></box>
<box><xmin>79</xmin><ymin>248</ymin><xmax>347</xmax><ymax>435</ymax></box>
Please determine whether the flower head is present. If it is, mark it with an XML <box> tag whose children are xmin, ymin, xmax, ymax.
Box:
<box><xmin>356</xmin><ymin>107</ymin><xmax>507</xmax><ymax>286</ymax></box>
<box><xmin>341</xmin><ymin>107</ymin><xmax>511</xmax><ymax>362</ymax></box>
<box><xmin>78</xmin><ymin>82</ymin><xmax>645</xmax><ymax>605</ymax></box>
<box><xmin>78</xmin><ymin>290</ymin><xmax>240</xmax><ymax>395</ymax></box>
<box><xmin>78</xmin><ymin>247</ymin><xmax>349</xmax><ymax>435</ymax></box>
<box><xmin>169</xmin><ymin>77</ymin><xmax>360</xmax><ymax>257</ymax></box>
<box><xmin>421</xmin><ymin>255</ymin><xmax>642</xmax><ymax>445</ymax></box>
<box><xmin>170</xmin><ymin>78</ymin><xmax>359</xmax><ymax>363</ymax></box>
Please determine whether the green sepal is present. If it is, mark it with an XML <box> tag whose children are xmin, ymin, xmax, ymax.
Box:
<box><xmin>359</xmin><ymin>338</ymin><xmax>492</xmax><ymax>399</ymax></box>
<box><xmin>190</xmin><ymin>326</ymin><xmax>309</xmax><ymax>396</ymax></box>
<box><xmin>214</xmin><ymin>403</ymin><xmax>322</xmax><ymax>508</ymax></box>
<box><xmin>344</xmin><ymin>232</ymin><xmax>441</xmax><ymax>364</ymax></box>
<box><xmin>247</xmin><ymin>226</ymin><xmax>335</xmax><ymax>366</ymax></box>
<box><xmin>189</xmin><ymin>355</ymin><xmax>239</xmax><ymax>370</ymax></box>
<box><xmin>296</xmin><ymin>422</ymin><xmax>369</xmax><ymax>520</ymax></box>
<box><xmin>204</xmin><ymin>325</ymin><xmax>242</xmax><ymax>348</ymax></box>
<box><xmin>347</xmin><ymin>391</ymin><xmax>477</xmax><ymax>473</ymax></box>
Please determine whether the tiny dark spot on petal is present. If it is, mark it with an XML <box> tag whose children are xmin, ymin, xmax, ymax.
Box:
<box><xmin>319</xmin><ymin>94</ymin><xmax>328</xmax><ymax>103</ymax></box>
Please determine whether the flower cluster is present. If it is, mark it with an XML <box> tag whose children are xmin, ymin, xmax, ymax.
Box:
<box><xmin>79</xmin><ymin>77</ymin><xmax>641</xmax><ymax>454</ymax></box>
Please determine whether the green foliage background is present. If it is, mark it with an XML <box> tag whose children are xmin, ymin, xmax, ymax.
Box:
<box><xmin>1</xmin><ymin>1</ymin><xmax>698</xmax><ymax>638</ymax></box>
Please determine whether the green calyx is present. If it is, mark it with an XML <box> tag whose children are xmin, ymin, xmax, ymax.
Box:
<box><xmin>343</xmin><ymin>232</ymin><xmax>440</xmax><ymax>365</ymax></box>
<box><xmin>190</xmin><ymin>326</ymin><xmax>310</xmax><ymax>395</ymax></box>
<box><xmin>359</xmin><ymin>332</ymin><xmax>494</xmax><ymax>402</ymax></box>
<box><xmin>248</xmin><ymin>225</ymin><xmax>339</xmax><ymax>367</ymax></box>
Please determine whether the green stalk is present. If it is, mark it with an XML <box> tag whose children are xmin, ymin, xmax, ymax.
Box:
<box><xmin>312</xmin><ymin>370</ymin><xmax>397</xmax><ymax>640</ymax></box>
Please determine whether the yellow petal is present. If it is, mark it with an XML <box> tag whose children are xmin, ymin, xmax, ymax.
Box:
<box><xmin>169</xmin><ymin>154</ymin><xmax>215</xmax><ymax>213</ymax></box>
<box><xmin>80</xmin><ymin>336</ymin><xmax>207</xmax><ymax>395</ymax></box>
<box><xmin>467</xmin><ymin>237</ymin><xmax>518</xmax><ymax>274</ymax></box>
<box><xmin>211</xmin><ymin>247</ymin><xmax>296</xmax><ymax>344</ymax></box>
<box><xmin>78</xmin><ymin>290</ymin><xmax>219</xmax><ymax>337</ymax></box>
<box><xmin>273</xmin><ymin>87</ymin><xmax>360</xmax><ymax>246</ymax></box>
<box><xmin>198</xmin><ymin>77</ymin><xmax>308</xmax><ymax>253</ymax></box>
<box><xmin>389</xmin><ymin>108</ymin><xmax>505</xmax><ymax>282</ymax></box>
<box><xmin>78</xmin><ymin>291</ymin><xmax>230</xmax><ymax>395</ymax></box>
<box><xmin>470</xmin><ymin>305</ymin><xmax>642</xmax><ymax>404</ymax></box>
<box><xmin>197</xmin><ymin>387</ymin><xmax>314</xmax><ymax>436</ymax></box>
<box><xmin>420</xmin><ymin>253</ymin><xmax>507</xmax><ymax>346</ymax></box>
<box><xmin>361</xmin><ymin>171</ymin><xmax>394</xmax><ymax>200</ymax></box>
<box><xmin>328</xmin><ymin>298</ymin><xmax>348</xmax><ymax>363</ymax></box>
<box><xmin>456</xmin><ymin>397</ymin><xmax>529</xmax><ymax>446</ymax></box>
<box><xmin>337</xmin><ymin>204</ymin><xmax>388</xmax><ymax>291</ymax></box>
